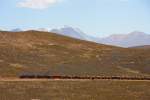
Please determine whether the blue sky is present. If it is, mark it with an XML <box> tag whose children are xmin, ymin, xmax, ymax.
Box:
<box><xmin>0</xmin><ymin>0</ymin><xmax>150</xmax><ymax>37</ymax></box>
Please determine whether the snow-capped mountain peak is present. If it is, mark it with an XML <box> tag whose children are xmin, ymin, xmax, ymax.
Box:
<box><xmin>51</xmin><ymin>26</ymin><xmax>91</xmax><ymax>40</ymax></box>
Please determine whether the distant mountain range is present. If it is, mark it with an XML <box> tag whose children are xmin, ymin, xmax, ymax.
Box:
<box><xmin>11</xmin><ymin>28</ymin><xmax>49</xmax><ymax>32</ymax></box>
<box><xmin>50</xmin><ymin>27</ymin><xmax>150</xmax><ymax>47</ymax></box>
<box><xmin>9</xmin><ymin>27</ymin><xmax>150</xmax><ymax>47</ymax></box>
<box><xmin>98</xmin><ymin>31</ymin><xmax>150</xmax><ymax>47</ymax></box>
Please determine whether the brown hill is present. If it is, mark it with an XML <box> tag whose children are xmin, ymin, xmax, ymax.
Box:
<box><xmin>130</xmin><ymin>45</ymin><xmax>150</xmax><ymax>49</ymax></box>
<box><xmin>0</xmin><ymin>31</ymin><xmax>149</xmax><ymax>77</ymax></box>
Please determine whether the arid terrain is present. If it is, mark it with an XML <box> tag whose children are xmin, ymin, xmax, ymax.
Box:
<box><xmin>0</xmin><ymin>80</ymin><xmax>149</xmax><ymax>100</ymax></box>
<box><xmin>0</xmin><ymin>31</ymin><xmax>150</xmax><ymax>100</ymax></box>
<box><xmin>0</xmin><ymin>31</ymin><xmax>150</xmax><ymax>77</ymax></box>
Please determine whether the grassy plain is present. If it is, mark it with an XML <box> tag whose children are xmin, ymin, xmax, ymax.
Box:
<box><xmin>0</xmin><ymin>79</ymin><xmax>149</xmax><ymax>100</ymax></box>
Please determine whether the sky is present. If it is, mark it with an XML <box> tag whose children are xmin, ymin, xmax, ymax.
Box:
<box><xmin>0</xmin><ymin>0</ymin><xmax>150</xmax><ymax>37</ymax></box>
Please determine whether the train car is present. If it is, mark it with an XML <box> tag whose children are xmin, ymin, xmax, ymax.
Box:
<box><xmin>19</xmin><ymin>72</ymin><xmax>49</xmax><ymax>79</ymax></box>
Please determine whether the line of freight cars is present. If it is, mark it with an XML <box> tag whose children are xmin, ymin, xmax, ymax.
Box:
<box><xmin>19</xmin><ymin>75</ymin><xmax>150</xmax><ymax>80</ymax></box>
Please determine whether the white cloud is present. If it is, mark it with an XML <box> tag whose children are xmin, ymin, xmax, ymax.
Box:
<box><xmin>18</xmin><ymin>0</ymin><xmax>62</xmax><ymax>10</ymax></box>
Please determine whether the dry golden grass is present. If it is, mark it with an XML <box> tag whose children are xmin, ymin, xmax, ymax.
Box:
<box><xmin>0</xmin><ymin>31</ymin><xmax>150</xmax><ymax>78</ymax></box>
<box><xmin>0</xmin><ymin>80</ymin><xmax>149</xmax><ymax>100</ymax></box>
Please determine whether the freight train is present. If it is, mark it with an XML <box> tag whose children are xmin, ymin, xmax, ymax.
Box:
<box><xmin>19</xmin><ymin>73</ymin><xmax>150</xmax><ymax>80</ymax></box>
